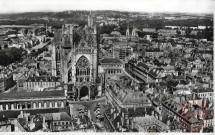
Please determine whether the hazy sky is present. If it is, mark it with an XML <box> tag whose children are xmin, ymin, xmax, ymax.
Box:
<box><xmin>0</xmin><ymin>0</ymin><xmax>214</xmax><ymax>13</ymax></box>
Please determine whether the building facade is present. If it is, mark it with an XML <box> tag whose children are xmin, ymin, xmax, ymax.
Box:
<box><xmin>100</xmin><ymin>57</ymin><xmax>123</xmax><ymax>75</ymax></box>
<box><xmin>52</xmin><ymin>13</ymin><xmax>98</xmax><ymax>100</ymax></box>
<box><xmin>23</xmin><ymin>76</ymin><xmax>61</xmax><ymax>91</ymax></box>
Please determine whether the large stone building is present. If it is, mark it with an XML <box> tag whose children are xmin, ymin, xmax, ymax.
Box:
<box><xmin>0</xmin><ymin>90</ymin><xmax>66</xmax><ymax>111</ymax></box>
<box><xmin>23</xmin><ymin>76</ymin><xmax>61</xmax><ymax>91</ymax></box>
<box><xmin>99</xmin><ymin>57</ymin><xmax>123</xmax><ymax>75</ymax></box>
<box><xmin>52</xmin><ymin>13</ymin><xmax>99</xmax><ymax>100</ymax></box>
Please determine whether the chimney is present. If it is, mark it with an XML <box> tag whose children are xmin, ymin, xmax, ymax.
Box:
<box><xmin>119</xmin><ymin>125</ymin><xmax>122</xmax><ymax>131</ymax></box>
<box><xmin>122</xmin><ymin>112</ymin><xmax>124</xmax><ymax>118</ymax></box>
<box><xmin>88</xmin><ymin>110</ymin><xmax>91</xmax><ymax>121</ymax></box>
<box><xmin>114</xmin><ymin>113</ymin><xmax>116</xmax><ymax>119</ymax></box>
<box><xmin>193</xmin><ymin>93</ymin><xmax>196</xmax><ymax>99</ymax></box>
<box><xmin>151</xmin><ymin>110</ymin><xmax>154</xmax><ymax>116</ymax></box>
<box><xmin>20</xmin><ymin>111</ymin><xmax>24</xmax><ymax>118</ymax></box>
<box><xmin>121</xmin><ymin>116</ymin><xmax>124</xmax><ymax>126</ymax></box>
<box><xmin>43</xmin><ymin>115</ymin><xmax>46</xmax><ymax>129</ymax></box>
<box><xmin>111</xmin><ymin>108</ymin><xmax>114</xmax><ymax>114</ymax></box>
<box><xmin>167</xmin><ymin>119</ymin><xmax>170</xmax><ymax>126</ymax></box>
<box><xmin>131</xmin><ymin>119</ymin><xmax>134</xmax><ymax>129</ymax></box>
<box><xmin>77</xmin><ymin>118</ymin><xmax>80</xmax><ymax>125</ymax></box>
<box><xmin>69</xmin><ymin>104</ymin><xmax>73</xmax><ymax>117</ymax></box>
<box><xmin>159</xmin><ymin>115</ymin><xmax>163</xmax><ymax>121</ymax></box>
<box><xmin>117</xmin><ymin>121</ymin><xmax>120</xmax><ymax>128</ymax></box>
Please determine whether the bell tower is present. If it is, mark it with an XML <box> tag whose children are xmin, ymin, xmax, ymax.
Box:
<box><xmin>61</xmin><ymin>24</ymin><xmax>74</xmax><ymax>83</ymax></box>
<box><xmin>88</xmin><ymin>11</ymin><xmax>93</xmax><ymax>27</ymax></box>
<box><xmin>57</xmin><ymin>12</ymin><xmax>98</xmax><ymax>100</ymax></box>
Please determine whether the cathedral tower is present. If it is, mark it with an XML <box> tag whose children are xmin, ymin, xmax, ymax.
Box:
<box><xmin>53</xmin><ymin>12</ymin><xmax>98</xmax><ymax>100</ymax></box>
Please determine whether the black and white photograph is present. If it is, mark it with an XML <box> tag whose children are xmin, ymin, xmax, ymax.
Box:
<box><xmin>0</xmin><ymin>0</ymin><xmax>214</xmax><ymax>133</ymax></box>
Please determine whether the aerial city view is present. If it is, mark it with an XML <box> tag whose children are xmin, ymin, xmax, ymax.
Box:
<box><xmin>0</xmin><ymin>0</ymin><xmax>213</xmax><ymax>133</ymax></box>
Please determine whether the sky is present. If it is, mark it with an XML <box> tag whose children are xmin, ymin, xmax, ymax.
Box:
<box><xmin>0</xmin><ymin>0</ymin><xmax>214</xmax><ymax>14</ymax></box>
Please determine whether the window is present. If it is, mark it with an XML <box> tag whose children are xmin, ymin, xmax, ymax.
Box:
<box><xmin>76</xmin><ymin>56</ymin><xmax>90</xmax><ymax>78</ymax></box>
<box><xmin>64</xmin><ymin>36</ymin><xmax>70</xmax><ymax>44</ymax></box>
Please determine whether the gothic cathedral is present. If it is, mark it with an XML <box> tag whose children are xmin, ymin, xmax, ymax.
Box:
<box><xmin>52</xmin><ymin>13</ymin><xmax>98</xmax><ymax>101</ymax></box>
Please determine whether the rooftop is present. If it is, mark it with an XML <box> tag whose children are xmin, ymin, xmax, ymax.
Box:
<box><xmin>133</xmin><ymin>116</ymin><xmax>169</xmax><ymax>130</ymax></box>
<box><xmin>100</xmin><ymin>57</ymin><xmax>122</xmax><ymax>64</ymax></box>
<box><xmin>22</xmin><ymin>58</ymin><xmax>37</xmax><ymax>65</ymax></box>
<box><xmin>136</xmin><ymin>62</ymin><xmax>149</xmax><ymax>71</ymax></box>
<box><xmin>43</xmin><ymin>112</ymin><xmax>72</xmax><ymax>121</ymax></box>
<box><xmin>26</xmin><ymin>76</ymin><xmax>60</xmax><ymax>82</ymax></box>
<box><xmin>148</xmin><ymin>68</ymin><xmax>164</xmax><ymax>78</ymax></box>
<box><xmin>193</xmin><ymin>88</ymin><xmax>213</xmax><ymax>93</ymax></box>
<box><xmin>0</xmin><ymin>90</ymin><xmax>65</xmax><ymax>100</ymax></box>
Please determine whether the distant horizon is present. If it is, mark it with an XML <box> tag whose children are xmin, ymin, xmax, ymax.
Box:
<box><xmin>0</xmin><ymin>0</ymin><xmax>214</xmax><ymax>14</ymax></box>
<box><xmin>0</xmin><ymin>9</ymin><xmax>213</xmax><ymax>15</ymax></box>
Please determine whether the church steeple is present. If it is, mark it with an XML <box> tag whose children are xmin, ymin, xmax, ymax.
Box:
<box><xmin>88</xmin><ymin>11</ymin><xmax>93</xmax><ymax>27</ymax></box>
<box><xmin>126</xmin><ymin>22</ymin><xmax>130</xmax><ymax>37</ymax></box>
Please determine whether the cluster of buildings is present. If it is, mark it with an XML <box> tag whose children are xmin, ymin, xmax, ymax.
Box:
<box><xmin>0</xmin><ymin>12</ymin><xmax>213</xmax><ymax>133</ymax></box>
<box><xmin>0</xmin><ymin>26</ymin><xmax>48</xmax><ymax>51</ymax></box>
<box><xmin>99</xmin><ymin>19</ymin><xmax>213</xmax><ymax>132</ymax></box>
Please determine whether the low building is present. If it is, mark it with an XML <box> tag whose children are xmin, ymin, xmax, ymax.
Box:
<box><xmin>0</xmin><ymin>90</ymin><xmax>66</xmax><ymax>111</ymax></box>
<box><xmin>145</xmin><ymin>48</ymin><xmax>164</xmax><ymax>58</ymax></box>
<box><xmin>125</xmin><ymin>60</ymin><xmax>150</xmax><ymax>83</ymax></box>
<box><xmin>125</xmin><ymin>60</ymin><xmax>165</xmax><ymax>83</ymax></box>
<box><xmin>0</xmin><ymin>73</ymin><xmax>15</xmax><ymax>92</ymax></box>
<box><xmin>162</xmin><ymin>96</ymin><xmax>213</xmax><ymax>132</ymax></box>
<box><xmin>44</xmin><ymin>112</ymin><xmax>74</xmax><ymax>132</ymax></box>
<box><xmin>104</xmin><ymin>74</ymin><xmax>153</xmax><ymax>132</ymax></box>
<box><xmin>100</xmin><ymin>57</ymin><xmax>123</xmax><ymax>75</ymax></box>
<box><xmin>114</xmin><ymin>46</ymin><xmax>133</xmax><ymax>60</ymax></box>
<box><xmin>193</xmin><ymin>88</ymin><xmax>213</xmax><ymax>101</ymax></box>
<box><xmin>23</xmin><ymin>76</ymin><xmax>61</xmax><ymax>91</ymax></box>
<box><xmin>132</xmin><ymin>116</ymin><xmax>169</xmax><ymax>132</ymax></box>
<box><xmin>0</xmin><ymin>115</ymin><xmax>12</xmax><ymax>132</ymax></box>
<box><xmin>22</xmin><ymin>58</ymin><xmax>38</xmax><ymax>68</ymax></box>
<box><xmin>16</xmin><ymin>111</ymin><xmax>52</xmax><ymax>132</ymax></box>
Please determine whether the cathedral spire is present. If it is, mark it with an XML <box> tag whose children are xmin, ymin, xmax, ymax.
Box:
<box><xmin>88</xmin><ymin>11</ymin><xmax>93</xmax><ymax>27</ymax></box>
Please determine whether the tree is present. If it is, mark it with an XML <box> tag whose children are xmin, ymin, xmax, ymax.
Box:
<box><xmin>4</xmin><ymin>44</ymin><xmax>8</xmax><ymax>48</ymax></box>
<box><xmin>24</xmin><ymin>28</ymin><xmax>28</xmax><ymax>35</ymax></box>
<box><xmin>0</xmin><ymin>47</ymin><xmax>26</xmax><ymax>66</ymax></box>
<box><xmin>185</xmin><ymin>27</ymin><xmax>192</xmax><ymax>38</ymax></box>
<box><xmin>99</xmin><ymin>24</ymin><xmax>117</xmax><ymax>34</ymax></box>
<box><xmin>176</xmin><ymin>30</ymin><xmax>181</xmax><ymax>35</ymax></box>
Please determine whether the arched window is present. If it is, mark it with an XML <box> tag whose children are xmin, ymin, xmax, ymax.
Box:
<box><xmin>68</xmin><ymin>68</ymin><xmax>72</xmax><ymax>82</ymax></box>
<box><xmin>76</xmin><ymin>56</ymin><xmax>90</xmax><ymax>82</ymax></box>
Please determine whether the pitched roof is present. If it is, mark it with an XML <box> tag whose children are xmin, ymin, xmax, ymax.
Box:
<box><xmin>22</xmin><ymin>58</ymin><xmax>37</xmax><ymax>65</ymax></box>
<box><xmin>0</xmin><ymin>90</ymin><xmax>65</xmax><ymax>100</ymax></box>
<box><xmin>193</xmin><ymin>88</ymin><xmax>213</xmax><ymax>93</ymax></box>
<box><xmin>146</xmin><ymin>48</ymin><xmax>162</xmax><ymax>52</ymax></box>
<box><xmin>148</xmin><ymin>68</ymin><xmax>164</xmax><ymax>78</ymax></box>
<box><xmin>26</xmin><ymin>76</ymin><xmax>60</xmax><ymax>82</ymax></box>
<box><xmin>100</xmin><ymin>57</ymin><xmax>122</xmax><ymax>64</ymax></box>
<box><xmin>137</xmin><ymin>62</ymin><xmax>149</xmax><ymax>71</ymax></box>
<box><xmin>44</xmin><ymin>112</ymin><xmax>72</xmax><ymax>121</ymax></box>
